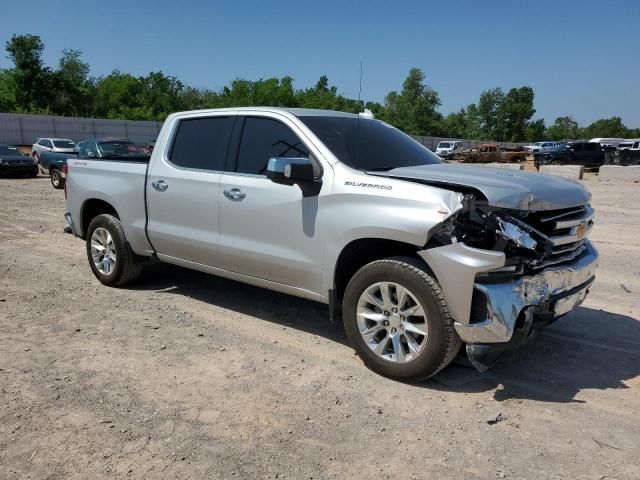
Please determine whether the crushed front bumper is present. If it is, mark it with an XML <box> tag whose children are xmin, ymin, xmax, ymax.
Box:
<box><xmin>419</xmin><ymin>240</ymin><xmax>598</xmax><ymax>344</ymax></box>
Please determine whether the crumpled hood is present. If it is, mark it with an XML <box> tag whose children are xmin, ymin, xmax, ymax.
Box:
<box><xmin>368</xmin><ymin>163</ymin><xmax>591</xmax><ymax>210</ymax></box>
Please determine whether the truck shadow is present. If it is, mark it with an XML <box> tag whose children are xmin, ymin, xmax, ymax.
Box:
<box><xmin>426</xmin><ymin>306</ymin><xmax>640</xmax><ymax>403</ymax></box>
<box><xmin>133</xmin><ymin>263</ymin><xmax>639</xmax><ymax>403</ymax></box>
<box><xmin>134</xmin><ymin>262</ymin><xmax>348</xmax><ymax>345</ymax></box>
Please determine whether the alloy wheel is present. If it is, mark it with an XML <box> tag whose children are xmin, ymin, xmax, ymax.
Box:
<box><xmin>90</xmin><ymin>227</ymin><xmax>117</xmax><ymax>275</ymax></box>
<box><xmin>356</xmin><ymin>281</ymin><xmax>428</xmax><ymax>363</ymax></box>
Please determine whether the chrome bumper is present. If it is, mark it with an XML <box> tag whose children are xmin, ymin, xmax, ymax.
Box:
<box><xmin>456</xmin><ymin>241</ymin><xmax>598</xmax><ymax>343</ymax></box>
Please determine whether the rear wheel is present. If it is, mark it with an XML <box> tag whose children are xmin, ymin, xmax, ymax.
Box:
<box><xmin>85</xmin><ymin>214</ymin><xmax>142</xmax><ymax>287</ymax></box>
<box><xmin>50</xmin><ymin>169</ymin><xmax>64</xmax><ymax>189</ymax></box>
<box><xmin>342</xmin><ymin>257</ymin><xmax>461</xmax><ymax>381</ymax></box>
<box><xmin>550</xmin><ymin>160</ymin><xmax>562</xmax><ymax>166</ymax></box>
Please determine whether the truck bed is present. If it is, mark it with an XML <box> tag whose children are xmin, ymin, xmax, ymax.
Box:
<box><xmin>66</xmin><ymin>159</ymin><xmax>153</xmax><ymax>255</ymax></box>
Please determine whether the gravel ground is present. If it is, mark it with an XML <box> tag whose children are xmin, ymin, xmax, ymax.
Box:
<box><xmin>0</xmin><ymin>174</ymin><xmax>639</xmax><ymax>480</ymax></box>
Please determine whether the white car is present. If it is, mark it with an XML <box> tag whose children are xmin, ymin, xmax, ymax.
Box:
<box><xmin>31</xmin><ymin>138</ymin><xmax>76</xmax><ymax>162</ymax></box>
<box><xmin>524</xmin><ymin>141</ymin><xmax>558</xmax><ymax>153</ymax></box>
<box><xmin>435</xmin><ymin>140</ymin><xmax>463</xmax><ymax>158</ymax></box>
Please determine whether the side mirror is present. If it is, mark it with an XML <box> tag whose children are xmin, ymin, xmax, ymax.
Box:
<box><xmin>267</xmin><ymin>157</ymin><xmax>320</xmax><ymax>196</ymax></box>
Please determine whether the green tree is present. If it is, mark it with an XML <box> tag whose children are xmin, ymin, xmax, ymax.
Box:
<box><xmin>580</xmin><ymin>116</ymin><xmax>630</xmax><ymax>139</ymax></box>
<box><xmin>474</xmin><ymin>87</ymin><xmax>504</xmax><ymax>139</ymax></box>
<box><xmin>381</xmin><ymin>68</ymin><xmax>443</xmax><ymax>136</ymax></box>
<box><xmin>94</xmin><ymin>70</ymin><xmax>145</xmax><ymax>119</ymax></box>
<box><xmin>545</xmin><ymin>116</ymin><xmax>579</xmax><ymax>140</ymax></box>
<box><xmin>524</xmin><ymin>118</ymin><xmax>546</xmax><ymax>142</ymax></box>
<box><xmin>53</xmin><ymin>49</ymin><xmax>93</xmax><ymax>116</ymax></box>
<box><xmin>141</xmin><ymin>71</ymin><xmax>184</xmax><ymax>120</ymax></box>
<box><xmin>5</xmin><ymin>34</ymin><xmax>51</xmax><ymax>111</ymax></box>
<box><xmin>442</xmin><ymin>108</ymin><xmax>470</xmax><ymax>138</ymax></box>
<box><xmin>0</xmin><ymin>69</ymin><xmax>17</xmax><ymax>111</ymax></box>
<box><xmin>497</xmin><ymin>87</ymin><xmax>536</xmax><ymax>141</ymax></box>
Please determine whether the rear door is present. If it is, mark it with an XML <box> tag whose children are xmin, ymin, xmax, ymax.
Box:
<box><xmin>146</xmin><ymin>113</ymin><xmax>236</xmax><ymax>266</ymax></box>
<box><xmin>217</xmin><ymin>113</ymin><xmax>326</xmax><ymax>293</ymax></box>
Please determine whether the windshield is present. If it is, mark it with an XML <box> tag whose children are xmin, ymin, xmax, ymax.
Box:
<box><xmin>300</xmin><ymin>116</ymin><xmax>442</xmax><ymax>171</ymax></box>
<box><xmin>438</xmin><ymin>142</ymin><xmax>452</xmax><ymax>148</ymax></box>
<box><xmin>0</xmin><ymin>145</ymin><xmax>24</xmax><ymax>156</ymax></box>
<box><xmin>97</xmin><ymin>141</ymin><xmax>148</xmax><ymax>159</ymax></box>
<box><xmin>53</xmin><ymin>140</ymin><xmax>75</xmax><ymax>149</ymax></box>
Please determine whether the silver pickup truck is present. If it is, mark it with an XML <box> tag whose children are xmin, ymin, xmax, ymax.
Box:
<box><xmin>65</xmin><ymin>107</ymin><xmax>598</xmax><ymax>380</ymax></box>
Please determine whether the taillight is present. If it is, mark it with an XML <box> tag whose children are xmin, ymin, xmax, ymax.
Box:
<box><xmin>63</xmin><ymin>164</ymin><xmax>68</xmax><ymax>199</ymax></box>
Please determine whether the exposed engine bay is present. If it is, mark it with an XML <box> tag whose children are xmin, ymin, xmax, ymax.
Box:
<box><xmin>430</xmin><ymin>192</ymin><xmax>594</xmax><ymax>274</ymax></box>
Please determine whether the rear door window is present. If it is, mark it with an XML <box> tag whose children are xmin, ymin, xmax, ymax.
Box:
<box><xmin>169</xmin><ymin>116</ymin><xmax>235</xmax><ymax>171</ymax></box>
<box><xmin>235</xmin><ymin>117</ymin><xmax>311</xmax><ymax>175</ymax></box>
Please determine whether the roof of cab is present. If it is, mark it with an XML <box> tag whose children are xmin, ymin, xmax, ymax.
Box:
<box><xmin>169</xmin><ymin>106</ymin><xmax>360</xmax><ymax>119</ymax></box>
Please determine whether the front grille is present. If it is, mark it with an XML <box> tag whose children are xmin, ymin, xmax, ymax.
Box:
<box><xmin>517</xmin><ymin>205</ymin><xmax>594</xmax><ymax>269</ymax></box>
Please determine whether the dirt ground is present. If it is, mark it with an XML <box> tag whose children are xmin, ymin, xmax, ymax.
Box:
<box><xmin>0</xmin><ymin>173</ymin><xmax>639</xmax><ymax>480</ymax></box>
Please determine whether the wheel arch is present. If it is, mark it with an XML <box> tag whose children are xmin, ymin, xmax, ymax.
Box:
<box><xmin>332</xmin><ymin>238</ymin><xmax>430</xmax><ymax>304</ymax></box>
<box><xmin>80</xmin><ymin>198</ymin><xmax>120</xmax><ymax>239</ymax></box>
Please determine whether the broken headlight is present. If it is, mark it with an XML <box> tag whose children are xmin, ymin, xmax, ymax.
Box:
<box><xmin>497</xmin><ymin>218</ymin><xmax>537</xmax><ymax>250</ymax></box>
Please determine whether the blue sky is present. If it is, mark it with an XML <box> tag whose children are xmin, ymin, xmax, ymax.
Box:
<box><xmin>2</xmin><ymin>0</ymin><xmax>639</xmax><ymax>127</ymax></box>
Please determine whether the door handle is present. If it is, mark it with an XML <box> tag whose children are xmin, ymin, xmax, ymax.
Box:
<box><xmin>151</xmin><ymin>180</ymin><xmax>169</xmax><ymax>192</ymax></box>
<box><xmin>223</xmin><ymin>188</ymin><xmax>246</xmax><ymax>200</ymax></box>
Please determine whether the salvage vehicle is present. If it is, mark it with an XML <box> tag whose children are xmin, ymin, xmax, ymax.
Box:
<box><xmin>456</xmin><ymin>143</ymin><xmax>526</xmax><ymax>163</ymax></box>
<box><xmin>435</xmin><ymin>140</ymin><xmax>464</xmax><ymax>159</ymax></box>
<box><xmin>31</xmin><ymin>138</ymin><xmax>76</xmax><ymax>163</ymax></box>
<box><xmin>0</xmin><ymin>144</ymin><xmax>38</xmax><ymax>177</ymax></box>
<box><xmin>534</xmin><ymin>141</ymin><xmax>606</xmax><ymax>169</ymax></box>
<box><xmin>65</xmin><ymin>108</ymin><xmax>598</xmax><ymax>380</ymax></box>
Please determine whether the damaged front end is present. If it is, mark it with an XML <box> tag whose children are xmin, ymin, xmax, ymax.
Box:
<box><xmin>419</xmin><ymin>194</ymin><xmax>599</xmax><ymax>371</ymax></box>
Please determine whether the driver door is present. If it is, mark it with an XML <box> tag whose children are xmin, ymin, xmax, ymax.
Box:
<box><xmin>217</xmin><ymin>114</ymin><xmax>327</xmax><ymax>294</ymax></box>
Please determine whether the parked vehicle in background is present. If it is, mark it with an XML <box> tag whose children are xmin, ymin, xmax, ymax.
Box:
<box><xmin>457</xmin><ymin>143</ymin><xmax>526</xmax><ymax>163</ymax></box>
<box><xmin>614</xmin><ymin>140</ymin><xmax>640</xmax><ymax>165</ymax></box>
<box><xmin>31</xmin><ymin>138</ymin><xmax>76</xmax><ymax>163</ymax></box>
<box><xmin>523</xmin><ymin>141</ymin><xmax>558</xmax><ymax>153</ymax></box>
<box><xmin>617</xmin><ymin>139</ymin><xmax>639</xmax><ymax>150</ymax></box>
<box><xmin>435</xmin><ymin>140</ymin><xmax>464</xmax><ymax>159</ymax></box>
<box><xmin>39</xmin><ymin>148</ymin><xmax>79</xmax><ymax>189</ymax></box>
<box><xmin>0</xmin><ymin>144</ymin><xmax>38</xmax><ymax>177</ymax></box>
<box><xmin>65</xmin><ymin>107</ymin><xmax>598</xmax><ymax>380</ymax></box>
<box><xmin>534</xmin><ymin>141</ymin><xmax>606</xmax><ymax>169</ymax></box>
<box><xmin>76</xmin><ymin>138</ymin><xmax>148</xmax><ymax>160</ymax></box>
<box><xmin>40</xmin><ymin>139</ymin><xmax>148</xmax><ymax>189</ymax></box>
<box><xmin>589</xmin><ymin>137</ymin><xmax>624</xmax><ymax>147</ymax></box>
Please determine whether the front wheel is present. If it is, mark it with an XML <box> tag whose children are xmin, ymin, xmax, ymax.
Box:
<box><xmin>50</xmin><ymin>169</ymin><xmax>64</xmax><ymax>189</ymax></box>
<box><xmin>85</xmin><ymin>214</ymin><xmax>142</xmax><ymax>287</ymax></box>
<box><xmin>342</xmin><ymin>257</ymin><xmax>461</xmax><ymax>381</ymax></box>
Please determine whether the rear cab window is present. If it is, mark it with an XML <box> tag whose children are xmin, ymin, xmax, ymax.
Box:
<box><xmin>169</xmin><ymin>116</ymin><xmax>236</xmax><ymax>171</ymax></box>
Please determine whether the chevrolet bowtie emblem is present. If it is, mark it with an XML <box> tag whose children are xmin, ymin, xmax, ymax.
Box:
<box><xmin>574</xmin><ymin>222</ymin><xmax>588</xmax><ymax>238</ymax></box>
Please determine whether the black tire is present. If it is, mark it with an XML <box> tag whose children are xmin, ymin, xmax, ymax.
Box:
<box><xmin>342</xmin><ymin>257</ymin><xmax>461</xmax><ymax>381</ymax></box>
<box><xmin>550</xmin><ymin>160</ymin><xmax>562</xmax><ymax>166</ymax></box>
<box><xmin>85</xmin><ymin>214</ymin><xmax>142</xmax><ymax>287</ymax></box>
<box><xmin>50</xmin><ymin>169</ymin><xmax>64</xmax><ymax>189</ymax></box>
